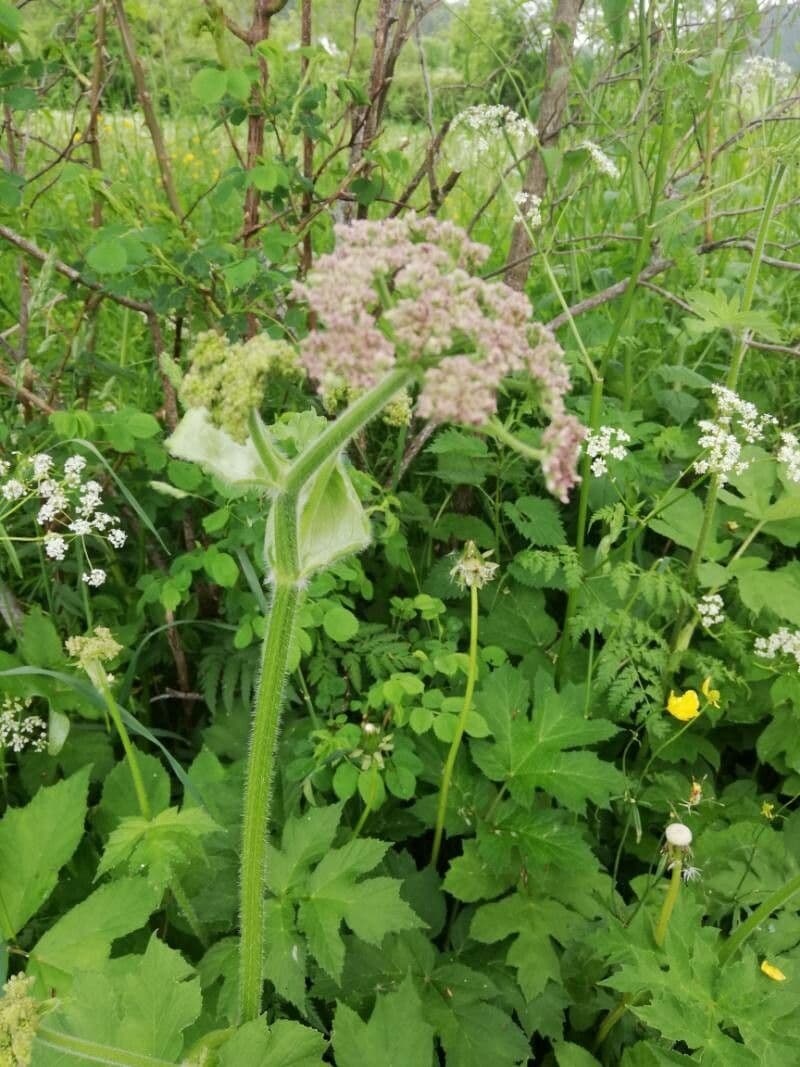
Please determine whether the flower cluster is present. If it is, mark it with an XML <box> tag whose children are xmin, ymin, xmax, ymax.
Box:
<box><xmin>180</xmin><ymin>331</ymin><xmax>301</xmax><ymax>443</ymax></box>
<box><xmin>0</xmin><ymin>973</ymin><xmax>43</xmax><ymax>1066</ymax></box>
<box><xmin>448</xmin><ymin>104</ymin><xmax>536</xmax><ymax>165</ymax></box>
<box><xmin>450</xmin><ymin>541</ymin><xmax>499</xmax><ymax>590</ymax></box>
<box><xmin>777</xmin><ymin>431</ymin><xmax>800</xmax><ymax>483</ymax></box>
<box><xmin>733</xmin><ymin>56</ymin><xmax>793</xmax><ymax>99</ymax></box>
<box><xmin>0</xmin><ymin>697</ymin><xmax>47</xmax><ymax>755</ymax></box>
<box><xmin>293</xmin><ymin>215</ymin><xmax>584</xmax><ymax>502</ymax></box>
<box><xmin>694</xmin><ymin>384</ymin><xmax>777</xmax><ymax>483</ymax></box>
<box><xmin>755</xmin><ymin>628</ymin><xmax>800</xmax><ymax>671</ymax></box>
<box><xmin>697</xmin><ymin>592</ymin><xmax>725</xmax><ymax>628</ymax></box>
<box><xmin>585</xmin><ymin>425</ymin><xmax>630</xmax><ymax>476</ymax></box>
<box><xmin>65</xmin><ymin>626</ymin><xmax>122</xmax><ymax>671</ymax></box>
<box><xmin>0</xmin><ymin>452</ymin><xmax>126</xmax><ymax>588</ymax></box>
<box><xmin>513</xmin><ymin>191</ymin><xmax>543</xmax><ymax>228</ymax></box>
<box><xmin>578</xmin><ymin>140</ymin><xmax>620</xmax><ymax>180</ymax></box>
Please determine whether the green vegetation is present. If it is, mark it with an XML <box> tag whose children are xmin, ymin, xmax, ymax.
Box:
<box><xmin>1</xmin><ymin>0</ymin><xmax>800</xmax><ymax>1063</ymax></box>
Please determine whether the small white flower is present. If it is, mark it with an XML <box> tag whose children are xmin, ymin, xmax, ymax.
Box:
<box><xmin>0</xmin><ymin>697</ymin><xmax>48</xmax><ymax>754</ymax></box>
<box><xmin>682</xmin><ymin>865</ymin><xmax>703</xmax><ymax>883</ymax></box>
<box><xmin>31</xmin><ymin>453</ymin><xmax>53</xmax><ymax>478</ymax></box>
<box><xmin>579</xmin><ymin>139</ymin><xmax>620</xmax><ymax>180</ymax></box>
<box><xmin>92</xmin><ymin>512</ymin><xmax>115</xmax><ymax>531</ymax></box>
<box><xmin>697</xmin><ymin>593</ymin><xmax>725</xmax><ymax>628</ymax></box>
<box><xmin>585</xmin><ymin>426</ymin><xmax>631</xmax><ymax>477</ymax></box>
<box><xmin>69</xmin><ymin>519</ymin><xmax>93</xmax><ymax>536</ymax></box>
<box><xmin>694</xmin><ymin>384</ymin><xmax>777</xmax><ymax>483</ymax></box>
<box><xmin>0</xmin><ymin>460</ymin><xmax>9</xmax><ymax>476</ymax></box>
<box><xmin>513</xmin><ymin>191</ymin><xmax>542</xmax><ymax>227</ymax></box>
<box><xmin>2</xmin><ymin>479</ymin><xmax>26</xmax><ymax>502</ymax></box>
<box><xmin>108</xmin><ymin>527</ymin><xmax>127</xmax><ymax>548</ymax></box>
<box><xmin>38</xmin><ymin>478</ymin><xmax>59</xmax><ymax>498</ymax></box>
<box><xmin>733</xmin><ymin>55</ymin><xmax>792</xmax><ymax>99</ymax></box>
<box><xmin>755</xmin><ymin>628</ymin><xmax>800</xmax><ymax>671</ymax></box>
<box><xmin>82</xmin><ymin>567</ymin><xmax>107</xmax><ymax>587</ymax></box>
<box><xmin>777</xmin><ymin>431</ymin><xmax>800</xmax><ymax>483</ymax></box>
<box><xmin>44</xmin><ymin>534</ymin><xmax>68</xmax><ymax>561</ymax></box>
<box><xmin>64</xmin><ymin>454</ymin><xmax>87</xmax><ymax>484</ymax></box>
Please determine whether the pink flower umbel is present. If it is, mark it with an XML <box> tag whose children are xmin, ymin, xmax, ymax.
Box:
<box><xmin>292</xmin><ymin>215</ymin><xmax>583</xmax><ymax>500</ymax></box>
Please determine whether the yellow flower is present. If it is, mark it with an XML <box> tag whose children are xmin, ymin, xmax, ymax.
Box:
<box><xmin>701</xmin><ymin>676</ymin><xmax>720</xmax><ymax>708</ymax></box>
<box><xmin>761</xmin><ymin>801</ymin><xmax>775</xmax><ymax>821</ymax></box>
<box><xmin>667</xmin><ymin>689</ymin><xmax>700</xmax><ymax>721</ymax></box>
<box><xmin>72</xmin><ymin>130</ymin><xmax>82</xmax><ymax>143</ymax></box>
<box><xmin>761</xmin><ymin>960</ymin><xmax>787</xmax><ymax>982</ymax></box>
<box><xmin>183</xmin><ymin>152</ymin><xmax>196</xmax><ymax>164</ymax></box>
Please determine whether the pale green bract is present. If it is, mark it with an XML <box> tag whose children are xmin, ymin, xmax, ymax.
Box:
<box><xmin>166</xmin><ymin>408</ymin><xmax>276</xmax><ymax>491</ymax></box>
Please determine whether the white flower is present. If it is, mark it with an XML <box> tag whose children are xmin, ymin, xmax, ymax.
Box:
<box><xmin>0</xmin><ymin>697</ymin><xmax>48</xmax><ymax>754</ymax></box>
<box><xmin>92</xmin><ymin>512</ymin><xmax>115</xmax><ymax>531</ymax></box>
<box><xmin>777</xmin><ymin>431</ymin><xmax>800</xmax><ymax>483</ymax></box>
<box><xmin>665</xmin><ymin>822</ymin><xmax>693</xmax><ymax>848</ymax></box>
<box><xmin>78</xmin><ymin>481</ymin><xmax>103</xmax><ymax>517</ymax></box>
<box><xmin>82</xmin><ymin>568</ymin><xmax>107</xmax><ymax>587</ymax></box>
<box><xmin>38</xmin><ymin>478</ymin><xmax>58</xmax><ymax>498</ymax></box>
<box><xmin>0</xmin><ymin>460</ymin><xmax>9</xmax><ymax>476</ymax></box>
<box><xmin>579</xmin><ymin>139</ymin><xmax>620</xmax><ymax>180</ymax></box>
<box><xmin>755</xmin><ymin>628</ymin><xmax>800</xmax><ymax>671</ymax></box>
<box><xmin>513</xmin><ymin>190</ymin><xmax>542</xmax><ymax>227</ymax></box>
<box><xmin>733</xmin><ymin>55</ymin><xmax>792</xmax><ymax>98</ymax></box>
<box><xmin>682</xmin><ymin>865</ymin><xmax>703</xmax><ymax>883</ymax></box>
<box><xmin>63</xmin><ymin>454</ymin><xmax>87</xmax><ymax>484</ymax></box>
<box><xmin>694</xmin><ymin>384</ymin><xmax>777</xmax><ymax>483</ymax></box>
<box><xmin>585</xmin><ymin>425</ymin><xmax>631</xmax><ymax>477</ymax></box>
<box><xmin>44</xmin><ymin>534</ymin><xmax>68</xmax><ymax>561</ymax></box>
<box><xmin>697</xmin><ymin>593</ymin><xmax>725</xmax><ymax>628</ymax></box>
<box><xmin>450</xmin><ymin>541</ymin><xmax>499</xmax><ymax>590</ymax></box>
<box><xmin>31</xmin><ymin>453</ymin><xmax>53</xmax><ymax>478</ymax></box>
<box><xmin>2</xmin><ymin>479</ymin><xmax>26</xmax><ymax>502</ymax></box>
<box><xmin>68</xmin><ymin>519</ymin><xmax>93</xmax><ymax>536</ymax></box>
<box><xmin>108</xmin><ymin>527</ymin><xmax>127</xmax><ymax>548</ymax></box>
<box><xmin>448</xmin><ymin>105</ymin><xmax>537</xmax><ymax>166</ymax></box>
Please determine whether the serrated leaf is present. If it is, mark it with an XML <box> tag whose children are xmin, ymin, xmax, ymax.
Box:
<box><xmin>27</xmin><ymin>877</ymin><xmax>161</xmax><ymax>994</ymax></box>
<box><xmin>333</xmin><ymin>975</ymin><xmax>434</xmax><ymax>1067</ymax></box>
<box><xmin>216</xmin><ymin>1018</ymin><xmax>327</xmax><ymax>1067</ymax></box>
<box><xmin>96</xmin><ymin>806</ymin><xmax>220</xmax><ymax>889</ymax></box>
<box><xmin>0</xmin><ymin>770</ymin><xmax>89</xmax><ymax>938</ymax></box>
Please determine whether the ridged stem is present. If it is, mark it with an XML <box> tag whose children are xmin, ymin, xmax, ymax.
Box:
<box><xmin>237</xmin><ymin>367</ymin><xmax>414</xmax><ymax>1024</ymax></box>
<box><xmin>35</xmin><ymin>1027</ymin><xmax>173</xmax><ymax>1066</ymax></box>
<box><xmin>94</xmin><ymin>666</ymin><xmax>151</xmax><ymax>821</ymax></box>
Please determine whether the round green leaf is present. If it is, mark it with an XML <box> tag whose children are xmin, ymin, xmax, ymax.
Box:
<box><xmin>86</xmin><ymin>240</ymin><xmax>127</xmax><ymax>275</ymax></box>
<box><xmin>191</xmin><ymin>67</ymin><xmax>228</xmax><ymax>104</ymax></box>
<box><xmin>323</xmin><ymin>606</ymin><xmax>359</xmax><ymax>643</ymax></box>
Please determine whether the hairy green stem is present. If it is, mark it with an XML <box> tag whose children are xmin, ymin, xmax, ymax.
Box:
<box><xmin>431</xmin><ymin>583</ymin><xmax>479</xmax><ymax>866</ymax></box>
<box><xmin>35</xmin><ymin>1027</ymin><xmax>174</xmax><ymax>1066</ymax></box>
<box><xmin>237</xmin><ymin>367</ymin><xmax>415</xmax><ymax>1024</ymax></box>
<box><xmin>719</xmin><ymin>871</ymin><xmax>800</xmax><ymax>966</ymax></box>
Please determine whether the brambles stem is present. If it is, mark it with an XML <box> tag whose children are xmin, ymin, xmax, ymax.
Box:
<box><xmin>431</xmin><ymin>582</ymin><xmax>479</xmax><ymax>866</ymax></box>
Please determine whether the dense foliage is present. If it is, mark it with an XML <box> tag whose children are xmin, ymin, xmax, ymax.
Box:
<box><xmin>1</xmin><ymin>0</ymin><xmax>800</xmax><ymax>1064</ymax></box>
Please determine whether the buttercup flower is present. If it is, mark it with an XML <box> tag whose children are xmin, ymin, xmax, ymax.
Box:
<box><xmin>761</xmin><ymin>960</ymin><xmax>787</xmax><ymax>982</ymax></box>
<box><xmin>701</xmin><ymin>676</ymin><xmax>720</xmax><ymax>708</ymax></box>
<box><xmin>667</xmin><ymin>689</ymin><xmax>700</xmax><ymax>721</ymax></box>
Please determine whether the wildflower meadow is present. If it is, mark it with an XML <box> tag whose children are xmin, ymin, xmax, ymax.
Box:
<box><xmin>1</xmin><ymin>0</ymin><xmax>800</xmax><ymax>1063</ymax></box>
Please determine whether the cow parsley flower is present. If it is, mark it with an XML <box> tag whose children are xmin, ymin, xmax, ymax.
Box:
<box><xmin>694</xmin><ymin>384</ymin><xmax>777</xmax><ymax>482</ymax></box>
<box><xmin>579</xmin><ymin>139</ymin><xmax>620</xmax><ymax>180</ymax></box>
<box><xmin>1</xmin><ymin>479</ymin><xmax>26</xmax><ymax>502</ymax></box>
<box><xmin>448</xmin><ymin>104</ymin><xmax>537</xmax><ymax>166</ymax></box>
<box><xmin>44</xmin><ymin>533</ymin><xmax>68</xmax><ymax>561</ymax></box>
<box><xmin>0</xmin><ymin>697</ymin><xmax>47</xmax><ymax>754</ymax></box>
<box><xmin>733</xmin><ymin>56</ymin><xmax>792</xmax><ymax>99</ymax></box>
<box><xmin>585</xmin><ymin>425</ymin><xmax>630</xmax><ymax>477</ymax></box>
<box><xmin>777</xmin><ymin>431</ymin><xmax>800</xmax><ymax>483</ymax></box>
<box><xmin>697</xmin><ymin>593</ymin><xmax>725</xmax><ymax>627</ymax></box>
<box><xmin>755</xmin><ymin>628</ymin><xmax>800</xmax><ymax>671</ymax></box>
<box><xmin>31</xmin><ymin>453</ymin><xmax>53</xmax><ymax>479</ymax></box>
<box><xmin>513</xmin><ymin>191</ymin><xmax>543</xmax><ymax>227</ymax></box>
<box><xmin>108</xmin><ymin>528</ymin><xmax>127</xmax><ymax>548</ymax></box>
<box><xmin>82</xmin><ymin>567</ymin><xmax>107</xmax><ymax>587</ymax></box>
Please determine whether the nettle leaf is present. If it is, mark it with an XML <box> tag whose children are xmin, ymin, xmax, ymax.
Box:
<box><xmin>263</xmin><ymin>806</ymin><xmax>422</xmax><ymax>1000</ymax></box>
<box><xmin>333</xmin><ymin>975</ymin><xmax>435</xmax><ymax>1067</ymax></box>
<box><xmin>216</xmin><ymin>1018</ymin><xmax>327</xmax><ymax>1067</ymax></box>
<box><xmin>504</xmin><ymin>495</ymin><xmax>566</xmax><ymax>546</ymax></box>
<box><xmin>33</xmin><ymin>935</ymin><xmax>201</xmax><ymax>1064</ymax></box>
<box><xmin>27</xmin><ymin>877</ymin><xmax>162</xmax><ymax>995</ymax></box>
<box><xmin>471</xmin><ymin>669</ymin><xmax>623</xmax><ymax>812</ymax></box>
<box><xmin>0</xmin><ymin>769</ymin><xmax>89</xmax><ymax>937</ymax></box>
<box><xmin>96</xmin><ymin>806</ymin><xmax>220</xmax><ymax>890</ymax></box>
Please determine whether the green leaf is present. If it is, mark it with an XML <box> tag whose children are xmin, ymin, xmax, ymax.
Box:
<box><xmin>333</xmin><ymin>975</ymin><xmax>435</xmax><ymax>1067</ymax></box>
<box><xmin>97</xmin><ymin>806</ymin><xmax>220</xmax><ymax>890</ymax></box>
<box><xmin>96</xmin><ymin>751</ymin><xmax>171</xmax><ymax>834</ymax></box>
<box><xmin>191</xmin><ymin>67</ymin><xmax>228</xmax><ymax>103</ymax></box>
<box><xmin>0</xmin><ymin>1</ymin><xmax>22</xmax><ymax>42</ymax></box>
<box><xmin>504</xmin><ymin>495</ymin><xmax>566</xmax><ymax>546</ymax></box>
<box><xmin>555</xmin><ymin>1044</ymin><xmax>603</xmax><ymax>1067</ymax></box>
<box><xmin>480</xmin><ymin>584</ymin><xmax>557</xmax><ymax>653</ymax></box>
<box><xmin>471</xmin><ymin>669</ymin><xmax>622</xmax><ymax>812</ymax></box>
<box><xmin>27</xmin><ymin>877</ymin><xmax>161</xmax><ymax>994</ymax></box>
<box><xmin>166</xmin><ymin>408</ymin><xmax>275</xmax><ymax>490</ymax></box>
<box><xmin>216</xmin><ymin>1018</ymin><xmax>327</xmax><ymax>1067</ymax></box>
<box><xmin>264</xmin><ymin>898</ymin><xmax>307</xmax><ymax>1008</ymax></box>
<box><xmin>471</xmin><ymin>892</ymin><xmax>567</xmax><ymax>1000</ymax></box>
<box><xmin>738</xmin><ymin>562</ymin><xmax>800</xmax><ymax>626</ymax></box>
<box><xmin>0</xmin><ymin>769</ymin><xmax>89</xmax><ymax>938</ymax></box>
<box><xmin>19</xmin><ymin>606</ymin><xmax>65</xmax><ymax>669</ymax></box>
<box><xmin>600</xmin><ymin>0</ymin><xmax>632</xmax><ymax>43</ymax></box>
<box><xmin>86</xmin><ymin>240</ymin><xmax>128</xmax><ymax>274</ymax></box>
<box><xmin>205</xmin><ymin>549</ymin><xmax>240</xmax><ymax>588</ymax></box>
<box><xmin>226</xmin><ymin>68</ymin><xmax>252</xmax><ymax>101</ymax></box>
<box><xmin>323</xmin><ymin>605</ymin><xmax>359</xmax><ymax>643</ymax></box>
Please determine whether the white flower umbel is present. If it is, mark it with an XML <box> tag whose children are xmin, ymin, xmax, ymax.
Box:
<box><xmin>579</xmin><ymin>139</ymin><xmax>620</xmax><ymax>180</ymax></box>
<box><xmin>755</xmin><ymin>628</ymin><xmax>800</xmax><ymax>671</ymax></box>
<box><xmin>585</xmin><ymin>425</ymin><xmax>631</xmax><ymax>477</ymax></box>
<box><xmin>694</xmin><ymin>384</ymin><xmax>777</xmax><ymax>483</ymax></box>
<box><xmin>82</xmin><ymin>567</ymin><xmax>107</xmax><ymax>587</ymax></box>
<box><xmin>513</xmin><ymin>191</ymin><xmax>543</xmax><ymax>227</ymax></box>
<box><xmin>448</xmin><ymin>105</ymin><xmax>537</xmax><ymax>168</ymax></box>
<box><xmin>777</xmin><ymin>431</ymin><xmax>800</xmax><ymax>483</ymax></box>
<box><xmin>0</xmin><ymin>697</ymin><xmax>47</xmax><ymax>754</ymax></box>
<box><xmin>733</xmin><ymin>56</ymin><xmax>792</xmax><ymax>99</ymax></box>
<box><xmin>697</xmin><ymin>593</ymin><xmax>725</xmax><ymax>628</ymax></box>
<box><xmin>44</xmin><ymin>533</ymin><xmax>68</xmax><ymax>561</ymax></box>
<box><xmin>1</xmin><ymin>478</ymin><xmax>26</xmax><ymax>501</ymax></box>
